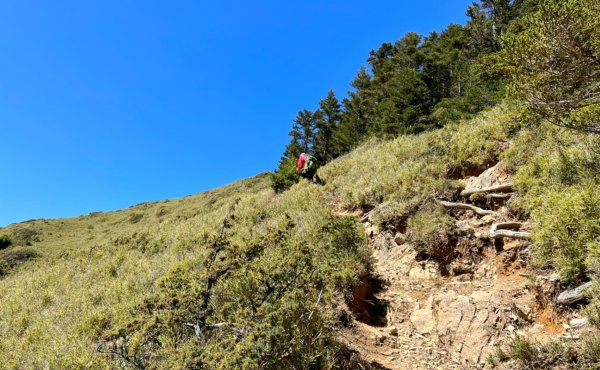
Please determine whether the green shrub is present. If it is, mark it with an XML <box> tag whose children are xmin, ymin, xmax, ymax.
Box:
<box><xmin>505</xmin><ymin>126</ymin><xmax>600</xmax><ymax>284</ymax></box>
<box><xmin>0</xmin><ymin>259</ymin><xmax>9</xmax><ymax>277</ymax></box>
<box><xmin>500</xmin><ymin>0</ymin><xmax>600</xmax><ymax>133</ymax></box>
<box><xmin>0</xmin><ymin>235</ymin><xmax>12</xmax><ymax>250</ymax></box>
<box><xmin>496</xmin><ymin>334</ymin><xmax>600</xmax><ymax>369</ymax></box>
<box><xmin>504</xmin><ymin>335</ymin><xmax>537</xmax><ymax>367</ymax></box>
<box><xmin>528</xmin><ymin>185</ymin><xmax>600</xmax><ymax>284</ymax></box>
<box><xmin>270</xmin><ymin>158</ymin><xmax>300</xmax><ymax>193</ymax></box>
<box><xmin>370</xmin><ymin>200</ymin><xmax>412</xmax><ymax>231</ymax></box>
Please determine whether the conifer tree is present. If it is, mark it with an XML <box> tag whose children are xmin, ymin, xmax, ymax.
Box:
<box><xmin>314</xmin><ymin>90</ymin><xmax>342</xmax><ymax>163</ymax></box>
<box><xmin>500</xmin><ymin>0</ymin><xmax>600</xmax><ymax>133</ymax></box>
<box><xmin>289</xmin><ymin>109</ymin><xmax>319</xmax><ymax>153</ymax></box>
<box><xmin>333</xmin><ymin>68</ymin><xmax>375</xmax><ymax>154</ymax></box>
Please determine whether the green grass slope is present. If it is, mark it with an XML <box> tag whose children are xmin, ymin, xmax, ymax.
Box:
<box><xmin>0</xmin><ymin>103</ymin><xmax>598</xmax><ymax>369</ymax></box>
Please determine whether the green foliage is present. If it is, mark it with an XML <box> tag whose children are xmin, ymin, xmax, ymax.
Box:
<box><xmin>0</xmin><ymin>235</ymin><xmax>12</xmax><ymax>250</ymax></box>
<box><xmin>406</xmin><ymin>206</ymin><xmax>456</xmax><ymax>260</ymax></box>
<box><xmin>503</xmin><ymin>335</ymin><xmax>537</xmax><ymax>367</ymax></box>
<box><xmin>529</xmin><ymin>185</ymin><xmax>600</xmax><ymax>283</ymax></box>
<box><xmin>369</xmin><ymin>200</ymin><xmax>412</xmax><ymax>231</ymax></box>
<box><xmin>273</xmin><ymin>0</ymin><xmax>524</xmax><ymax>182</ymax></box>
<box><xmin>500</xmin><ymin>0</ymin><xmax>600</xmax><ymax>133</ymax></box>
<box><xmin>94</xmin><ymin>184</ymin><xmax>366</xmax><ymax>369</ymax></box>
<box><xmin>270</xmin><ymin>158</ymin><xmax>300</xmax><ymax>193</ymax></box>
<box><xmin>314</xmin><ymin>90</ymin><xmax>343</xmax><ymax>163</ymax></box>
<box><xmin>506</xmin><ymin>125</ymin><xmax>600</xmax><ymax>284</ymax></box>
<box><xmin>496</xmin><ymin>333</ymin><xmax>600</xmax><ymax>369</ymax></box>
<box><xmin>321</xmin><ymin>105</ymin><xmax>513</xmax><ymax>209</ymax></box>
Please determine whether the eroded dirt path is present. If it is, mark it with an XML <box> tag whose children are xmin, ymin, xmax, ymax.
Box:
<box><xmin>338</xmin><ymin>162</ymin><xmax>560</xmax><ymax>370</ymax></box>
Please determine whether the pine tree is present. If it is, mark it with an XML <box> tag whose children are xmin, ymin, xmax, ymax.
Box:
<box><xmin>271</xmin><ymin>110</ymin><xmax>320</xmax><ymax>192</ymax></box>
<box><xmin>290</xmin><ymin>109</ymin><xmax>319</xmax><ymax>154</ymax></box>
<box><xmin>333</xmin><ymin>68</ymin><xmax>375</xmax><ymax>154</ymax></box>
<box><xmin>500</xmin><ymin>0</ymin><xmax>600</xmax><ymax>132</ymax></box>
<box><xmin>314</xmin><ymin>90</ymin><xmax>342</xmax><ymax>163</ymax></box>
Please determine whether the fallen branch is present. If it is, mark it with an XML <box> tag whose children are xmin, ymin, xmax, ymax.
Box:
<box><xmin>438</xmin><ymin>200</ymin><xmax>500</xmax><ymax>217</ymax></box>
<box><xmin>461</xmin><ymin>183</ymin><xmax>514</xmax><ymax>197</ymax></box>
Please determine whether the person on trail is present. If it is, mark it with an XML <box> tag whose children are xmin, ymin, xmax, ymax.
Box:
<box><xmin>297</xmin><ymin>153</ymin><xmax>318</xmax><ymax>181</ymax></box>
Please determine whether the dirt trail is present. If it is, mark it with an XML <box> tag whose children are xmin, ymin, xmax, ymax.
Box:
<box><xmin>338</xmin><ymin>162</ymin><xmax>562</xmax><ymax>369</ymax></box>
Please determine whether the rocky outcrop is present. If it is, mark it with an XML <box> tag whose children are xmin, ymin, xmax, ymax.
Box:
<box><xmin>463</xmin><ymin>161</ymin><xmax>511</xmax><ymax>192</ymax></box>
<box><xmin>556</xmin><ymin>282</ymin><xmax>593</xmax><ymax>305</ymax></box>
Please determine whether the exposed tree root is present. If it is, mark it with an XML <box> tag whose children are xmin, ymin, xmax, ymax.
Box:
<box><xmin>489</xmin><ymin>222</ymin><xmax>531</xmax><ymax>239</ymax></box>
<box><xmin>486</xmin><ymin>193</ymin><xmax>514</xmax><ymax>200</ymax></box>
<box><xmin>438</xmin><ymin>200</ymin><xmax>500</xmax><ymax>217</ymax></box>
<box><xmin>489</xmin><ymin>229</ymin><xmax>531</xmax><ymax>240</ymax></box>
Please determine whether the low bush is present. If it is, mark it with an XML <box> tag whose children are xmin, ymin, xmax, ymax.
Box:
<box><xmin>0</xmin><ymin>235</ymin><xmax>12</xmax><ymax>250</ymax></box>
<box><xmin>506</xmin><ymin>125</ymin><xmax>600</xmax><ymax>284</ymax></box>
<box><xmin>494</xmin><ymin>334</ymin><xmax>600</xmax><ymax>369</ymax></box>
<box><xmin>529</xmin><ymin>185</ymin><xmax>600</xmax><ymax>284</ymax></box>
<box><xmin>270</xmin><ymin>158</ymin><xmax>300</xmax><ymax>193</ymax></box>
<box><xmin>1</xmin><ymin>248</ymin><xmax>38</xmax><ymax>267</ymax></box>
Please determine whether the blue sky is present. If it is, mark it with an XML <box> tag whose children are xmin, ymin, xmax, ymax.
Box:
<box><xmin>0</xmin><ymin>0</ymin><xmax>472</xmax><ymax>226</ymax></box>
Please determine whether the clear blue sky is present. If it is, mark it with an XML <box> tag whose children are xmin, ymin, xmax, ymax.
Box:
<box><xmin>0</xmin><ymin>0</ymin><xmax>472</xmax><ymax>226</ymax></box>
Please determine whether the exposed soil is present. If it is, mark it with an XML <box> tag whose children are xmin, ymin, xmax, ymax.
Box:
<box><xmin>337</xmin><ymin>161</ymin><xmax>575</xmax><ymax>369</ymax></box>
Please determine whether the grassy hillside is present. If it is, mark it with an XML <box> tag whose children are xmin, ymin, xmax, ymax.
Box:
<box><xmin>0</xmin><ymin>103</ymin><xmax>598</xmax><ymax>369</ymax></box>
<box><xmin>0</xmin><ymin>171</ymin><xmax>369</xmax><ymax>368</ymax></box>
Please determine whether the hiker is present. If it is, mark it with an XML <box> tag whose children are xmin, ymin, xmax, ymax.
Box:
<box><xmin>297</xmin><ymin>153</ymin><xmax>318</xmax><ymax>181</ymax></box>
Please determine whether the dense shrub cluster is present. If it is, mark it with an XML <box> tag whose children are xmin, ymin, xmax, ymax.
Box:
<box><xmin>504</xmin><ymin>127</ymin><xmax>600</xmax><ymax>285</ymax></box>
<box><xmin>270</xmin><ymin>158</ymin><xmax>300</xmax><ymax>193</ymax></box>
<box><xmin>0</xmin><ymin>235</ymin><xmax>12</xmax><ymax>250</ymax></box>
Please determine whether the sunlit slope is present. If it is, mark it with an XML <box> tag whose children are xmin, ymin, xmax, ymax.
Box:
<box><xmin>0</xmin><ymin>174</ymin><xmax>276</xmax><ymax>366</ymax></box>
<box><xmin>0</xmin><ymin>106</ymin><xmax>512</xmax><ymax>369</ymax></box>
<box><xmin>0</xmin><ymin>103</ymin><xmax>598</xmax><ymax>369</ymax></box>
<box><xmin>0</xmin><ymin>168</ymin><xmax>367</xmax><ymax>368</ymax></box>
